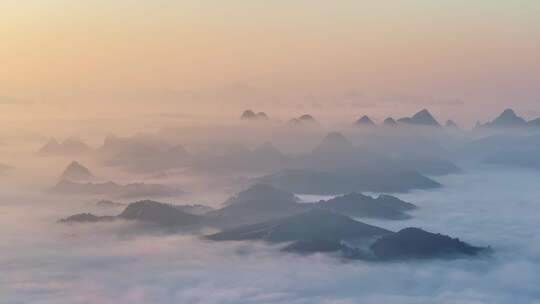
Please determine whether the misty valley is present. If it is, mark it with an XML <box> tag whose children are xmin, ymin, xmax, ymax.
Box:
<box><xmin>2</xmin><ymin>109</ymin><xmax>540</xmax><ymax>303</ymax></box>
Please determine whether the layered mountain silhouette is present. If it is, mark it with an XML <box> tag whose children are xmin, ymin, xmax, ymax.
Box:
<box><xmin>205</xmin><ymin>184</ymin><xmax>307</xmax><ymax>228</ymax></box>
<box><xmin>51</xmin><ymin>180</ymin><xmax>182</xmax><ymax>199</ymax></box>
<box><xmin>398</xmin><ymin>109</ymin><xmax>440</xmax><ymax>126</ymax></box>
<box><xmin>99</xmin><ymin>134</ymin><xmax>171</xmax><ymax>154</ymax></box>
<box><xmin>118</xmin><ymin>200</ymin><xmax>203</xmax><ymax>226</ymax></box>
<box><xmin>191</xmin><ymin>142</ymin><xmax>289</xmax><ymax>174</ymax></box>
<box><xmin>265</xmin><ymin>131</ymin><xmax>455</xmax><ymax>191</ymax></box>
<box><xmin>460</xmin><ymin>134</ymin><xmax>540</xmax><ymax>169</ymax></box>
<box><xmin>390</xmin><ymin>155</ymin><xmax>462</xmax><ymax>176</ymax></box>
<box><xmin>59</xmin><ymin>161</ymin><xmax>94</xmax><ymax>181</ymax></box>
<box><xmin>313</xmin><ymin>192</ymin><xmax>416</xmax><ymax>220</ymax></box>
<box><xmin>58</xmin><ymin>182</ymin><xmax>488</xmax><ymax>261</ymax></box>
<box><xmin>207</xmin><ymin>210</ymin><xmax>488</xmax><ymax>260</ymax></box>
<box><xmin>207</xmin><ymin>209</ymin><xmax>391</xmax><ymax>243</ymax></box>
<box><xmin>370</xmin><ymin>228</ymin><xmax>486</xmax><ymax>260</ymax></box>
<box><xmin>98</xmin><ymin>134</ymin><xmax>191</xmax><ymax>173</ymax></box>
<box><xmin>260</xmin><ymin>168</ymin><xmax>440</xmax><ymax>195</ymax></box>
<box><xmin>37</xmin><ymin>138</ymin><xmax>92</xmax><ymax>156</ymax></box>
<box><xmin>62</xmin><ymin>184</ymin><xmax>415</xmax><ymax>228</ymax></box>
<box><xmin>61</xmin><ymin>200</ymin><xmax>203</xmax><ymax>227</ymax></box>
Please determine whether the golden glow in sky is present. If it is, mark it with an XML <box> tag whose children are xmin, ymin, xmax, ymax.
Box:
<box><xmin>1</xmin><ymin>0</ymin><xmax>539</xmax><ymax>125</ymax></box>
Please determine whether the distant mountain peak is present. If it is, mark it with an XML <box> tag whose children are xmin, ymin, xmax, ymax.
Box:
<box><xmin>445</xmin><ymin>120</ymin><xmax>458</xmax><ymax>128</ymax></box>
<box><xmin>411</xmin><ymin>109</ymin><xmax>440</xmax><ymax>126</ymax></box>
<box><xmin>224</xmin><ymin>183</ymin><xmax>297</xmax><ymax>206</ymax></box>
<box><xmin>371</xmin><ymin>227</ymin><xmax>486</xmax><ymax>260</ymax></box>
<box><xmin>60</xmin><ymin>161</ymin><xmax>94</xmax><ymax>182</ymax></box>
<box><xmin>383</xmin><ymin>117</ymin><xmax>397</xmax><ymax>126</ymax></box>
<box><xmin>38</xmin><ymin>138</ymin><xmax>91</xmax><ymax>156</ymax></box>
<box><xmin>299</xmin><ymin>114</ymin><xmax>315</xmax><ymax>122</ymax></box>
<box><xmin>486</xmin><ymin>108</ymin><xmax>526</xmax><ymax>127</ymax></box>
<box><xmin>288</xmin><ymin>114</ymin><xmax>318</xmax><ymax>126</ymax></box>
<box><xmin>356</xmin><ymin>115</ymin><xmax>375</xmax><ymax>125</ymax></box>
<box><xmin>241</xmin><ymin>110</ymin><xmax>256</xmax><ymax>119</ymax></box>
<box><xmin>241</xmin><ymin>110</ymin><xmax>269</xmax><ymax>120</ymax></box>
<box><xmin>397</xmin><ymin>109</ymin><xmax>439</xmax><ymax>126</ymax></box>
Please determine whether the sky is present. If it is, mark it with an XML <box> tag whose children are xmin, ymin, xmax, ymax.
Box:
<box><xmin>1</xmin><ymin>0</ymin><xmax>540</xmax><ymax>127</ymax></box>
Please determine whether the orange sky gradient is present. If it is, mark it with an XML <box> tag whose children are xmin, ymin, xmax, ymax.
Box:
<box><xmin>1</xmin><ymin>0</ymin><xmax>539</xmax><ymax>129</ymax></box>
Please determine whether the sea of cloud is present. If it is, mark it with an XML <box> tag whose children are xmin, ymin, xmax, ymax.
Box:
<box><xmin>2</xmin><ymin>164</ymin><xmax>540</xmax><ymax>303</ymax></box>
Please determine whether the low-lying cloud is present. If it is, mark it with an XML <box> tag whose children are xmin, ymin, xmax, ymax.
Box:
<box><xmin>2</xmin><ymin>166</ymin><xmax>540</xmax><ymax>303</ymax></box>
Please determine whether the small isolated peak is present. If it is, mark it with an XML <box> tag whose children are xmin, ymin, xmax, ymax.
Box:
<box><xmin>383</xmin><ymin>117</ymin><xmax>397</xmax><ymax>126</ymax></box>
<box><xmin>445</xmin><ymin>120</ymin><xmax>458</xmax><ymax>128</ymax></box>
<box><xmin>241</xmin><ymin>110</ymin><xmax>257</xmax><ymax>120</ymax></box>
<box><xmin>487</xmin><ymin>108</ymin><xmax>526</xmax><ymax>127</ymax></box>
<box><xmin>299</xmin><ymin>114</ymin><xmax>316</xmax><ymax>122</ymax></box>
<box><xmin>241</xmin><ymin>110</ymin><xmax>269</xmax><ymax>121</ymax></box>
<box><xmin>501</xmin><ymin>108</ymin><xmax>517</xmax><ymax>117</ymax></box>
<box><xmin>60</xmin><ymin>161</ymin><xmax>94</xmax><ymax>182</ymax></box>
<box><xmin>355</xmin><ymin>115</ymin><xmax>375</xmax><ymax>126</ymax></box>
<box><xmin>411</xmin><ymin>109</ymin><xmax>440</xmax><ymax>126</ymax></box>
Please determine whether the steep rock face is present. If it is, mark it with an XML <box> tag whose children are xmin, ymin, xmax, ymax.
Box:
<box><xmin>370</xmin><ymin>227</ymin><xmax>486</xmax><ymax>260</ymax></box>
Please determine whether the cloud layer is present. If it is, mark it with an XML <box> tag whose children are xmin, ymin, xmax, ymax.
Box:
<box><xmin>2</xmin><ymin>166</ymin><xmax>540</xmax><ymax>303</ymax></box>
